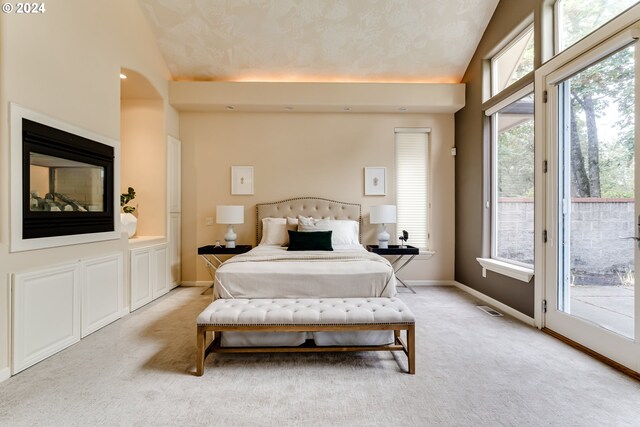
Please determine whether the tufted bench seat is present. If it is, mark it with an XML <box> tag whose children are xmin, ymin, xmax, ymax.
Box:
<box><xmin>196</xmin><ymin>297</ymin><xmax>416</xmax><ymax>375</ymax></box>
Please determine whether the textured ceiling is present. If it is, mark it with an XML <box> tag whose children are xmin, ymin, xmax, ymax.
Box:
<box><xmin>138</xmin><ymin>0</ymin><xmax>498</xmax><ymax>83</ymax></box>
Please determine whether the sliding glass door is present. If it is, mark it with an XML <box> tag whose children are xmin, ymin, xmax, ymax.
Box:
<box><xmin>545</xmin><ymin>34</ymin><xmax>640</xmax><ymax>370</ymax></box>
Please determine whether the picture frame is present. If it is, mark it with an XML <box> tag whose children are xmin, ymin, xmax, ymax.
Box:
<box><xmin>364</xmin><ymin>167</ymin><xmax>386</xmax><ymax>196</ymax></box>
<box><xmin>231</xmin><ymin>166</ymin><xmax>254</xmax><ymax>195</ymax></box>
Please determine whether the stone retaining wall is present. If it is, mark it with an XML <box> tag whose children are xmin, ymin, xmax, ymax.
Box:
<box><xmin>497</xmin><ymin>199</ymin><xmax>634</xmax><ymax>281</ymax></box>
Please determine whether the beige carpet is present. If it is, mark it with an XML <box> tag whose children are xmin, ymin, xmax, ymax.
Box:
<box><xmin>0</xmin><ymin>285</ymin><xmax>639</xmax><ymax>426</ymax></box>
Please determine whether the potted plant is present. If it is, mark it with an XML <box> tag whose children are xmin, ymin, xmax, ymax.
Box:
<box><xmin>120</xmin><ymin>187</ymin><xmax>137</xmax><ymax>238</ymax></box>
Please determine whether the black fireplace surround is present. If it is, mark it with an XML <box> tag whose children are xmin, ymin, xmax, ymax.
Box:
<box><xmin>22</xmin><ymin>118</ymin><xmax>115</xmax><ymax>239</ymax></box>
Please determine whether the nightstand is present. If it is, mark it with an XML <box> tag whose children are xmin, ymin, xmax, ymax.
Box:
<box><xmin>367</xmin><ymin>245</ymin><xmax>419</xmax><ymax>293</ymax></box>
<box><xmin>198</xmin><ymin>244</ymin><xmax>252</xmax><ymax>272</ymax></box>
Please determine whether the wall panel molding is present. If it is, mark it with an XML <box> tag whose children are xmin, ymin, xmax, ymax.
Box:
<box><xmin>12</xmin><ymin>263</ymin><xmax>81</xmax><ymax>374</ymax></box>
<box><xmin>81</xmin><ymin>253</ymin><xmax>124</xmax><ymax>338</ymax></box>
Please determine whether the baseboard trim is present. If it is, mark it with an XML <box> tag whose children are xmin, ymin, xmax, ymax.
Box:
<box><xmin>404</xmin><ymin>280</ymin><xmax>455</xmax><ymax>287</ymax></box>
<box><xmin>0</xmin><ymin>367</ymin><xmax>10</xmax><ymax>383</ymax></box>
<box><xmin>180</xmin><ymin>281</ymin><xmax>212</xmax><ymax>287</ymax></box>
<box><xmin>543</xmin><ymin>328</ymin><xmax>640</xmax><ymax>382</ymax></box>
<box><xmin>452</xmin><ymin>281</ymin><xmax>535</xmax><ymax>326</ymax></box>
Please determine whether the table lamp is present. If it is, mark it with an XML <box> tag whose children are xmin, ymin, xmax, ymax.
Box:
<box><xmin>370</xmin><ymin>205</ymin><xmax>396</xmax><ymax>249</ymax></box>
<box><xmin>216</xmin><ymin>205</ymin><xmax>244</xmax><ymax>248</ymax></box>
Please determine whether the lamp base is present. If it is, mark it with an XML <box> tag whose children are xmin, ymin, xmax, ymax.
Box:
<box><xmin>377</xmin><ymin>225</ymin><xmax>390</xmax><ymax>249</ymax></box>
<box><xmin>224</xmin><ymin>225</ymin><xmax>237</xmax><ymax>248</ymax></box>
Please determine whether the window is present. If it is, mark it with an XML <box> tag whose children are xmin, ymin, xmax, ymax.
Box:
<box><xmin>395</xmin><ymin>129</ymin><xmax>429</xmax><ymax>249</ymax></box>
<box><xmin>489</xmin><ymin>90</ymin><xmax>534</xmax><ymax>267</ymax></box>
<box><xmin>479</xmin><ymin>20</ymin><xmax>535</xmax><ymax>281</ymax></box>
<box><xmin>491</xmin><ymin>25</ymin><xmax>534</xmax><ymax>96</ymax></box>
<box><xmin>555</xmin><ymin>0</ymin><xmax>639</xmax><ymax>53</ymax></box>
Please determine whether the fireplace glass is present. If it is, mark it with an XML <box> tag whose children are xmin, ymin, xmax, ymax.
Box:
<box><xmin>22</xmin><ymin>118</ymin><xmax>114</xmax><ymax>239</ymax></box>
<box><xmin>29</xmin><ymin>153</ymin><xmax>105</xmax><ymax>213</ymax></box>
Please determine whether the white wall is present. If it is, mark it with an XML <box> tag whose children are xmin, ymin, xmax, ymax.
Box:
<box><xmin>0</xmin><ymin>0</ymin><xmax>177</xmax><ymax>377</ymax></box>
<box><xmin>180</xmin><ymin>112</ymin><xmax>455</xmax><ymax>284</ymax></box>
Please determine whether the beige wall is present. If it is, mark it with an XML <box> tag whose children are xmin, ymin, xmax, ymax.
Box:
<box><xmin>121</xmin><ymin>100</ymin><xmax>166</xmax><ymax>236</ymax></box>
<box><xmin>0</xmin><ymin>0</ymin><xmax>178</xmax><ymax>376</ymax></box>
<box><xmin>180</xmin><ymin>112</ymin><xmax>455</xmax><ymax>284</ymax></box>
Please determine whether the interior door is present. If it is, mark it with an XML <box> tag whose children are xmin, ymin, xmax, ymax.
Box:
<box><xmin>545</xmin><ymin>35</ymin><xmax>640</xmax><ymax>371</ymax></box>
<box><xmin>167</xmin><ymin>136</ymin><xmax>181</xmax><ymax>287</ymax></box>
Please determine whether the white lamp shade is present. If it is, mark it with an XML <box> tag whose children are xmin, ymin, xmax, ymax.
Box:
<box><xmin>370</xmin><ymin>205</ymin><xmax>396</xmax><ymax>224</ymax></box>
<box><xmin>216</xmin><ymin>205</ymin><xmax>244</xmax><ymax>224</ymax></box>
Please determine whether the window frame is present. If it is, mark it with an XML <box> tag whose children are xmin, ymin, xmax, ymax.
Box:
<box><xmin>490</xmin><ymin>23</ymin><xmax>535</xmax><ymax>97</ymax></box>
<box><xmin>479</xmin><ymin>18</ymin><xmax>536</xmax><ymax>281</ymax></box>
<box><xmin>553</xmin><ymin>0</ymin><xmax>640</xmax><ymax>55</ymax></box>
<box><xmin>553</xmin><ymin>0</ymin><xmax>562</xmax><ymax>55</ymax></box>
<box><xmin>488</xmin><ymin>84</ymin><xmax>535</xmax><ymax>269</ymax></box>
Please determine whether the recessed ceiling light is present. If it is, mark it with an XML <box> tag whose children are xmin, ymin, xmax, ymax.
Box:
<box><xmin>398</xmin><ymin>107</ymin><xmax>407</xmax><ymax>111</ymax></box>
<box><xmin>226</xmin><ymin>106</ymin><xmax>235</xmax><ymax>110</ymax></box>
<box><xmin>119</xmin><ymin>73</ymin><xmax>127</xmax><ymax>79</ymax></box>
<box><xmin>343</xmin><ymin>107</ymin><xmax>351</xmax><ymax>111</ymax></box>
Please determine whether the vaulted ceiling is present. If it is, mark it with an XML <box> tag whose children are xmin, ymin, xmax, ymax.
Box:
<box><xmin>138</xmin><ymin>0</ymin><xmax>499</xmax><ymax>84</ymax></box>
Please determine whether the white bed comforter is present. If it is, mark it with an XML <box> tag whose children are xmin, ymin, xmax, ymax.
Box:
<box><xmin>214</xmin><ymin>245</ymin><xmax>397</xmax><ymax>299</ymax></box>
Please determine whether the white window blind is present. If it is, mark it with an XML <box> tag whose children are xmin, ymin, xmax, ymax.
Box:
<box><xmin>395</xmin><ymin>130</ymin><xmax>429</xmax><ymax>249</ymax></box>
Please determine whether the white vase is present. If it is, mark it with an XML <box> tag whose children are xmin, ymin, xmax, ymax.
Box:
<box><xmin>120</xmin><ymin>212</ymin><xmax>138</xmax><ymax>238</ymax></box>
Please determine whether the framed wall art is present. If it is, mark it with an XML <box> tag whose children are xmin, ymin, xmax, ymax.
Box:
<box><xmin>231</xmin><ymin>166</ymin><xmax>254</xmax><ymax>195</ymax></box>
<box><xmin>364</xmin><ymin>167</ymin><xmax>386</xmax><ymax>196</ymax></box>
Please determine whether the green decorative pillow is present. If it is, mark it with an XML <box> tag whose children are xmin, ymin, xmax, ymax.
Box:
<box><xmin>287</xmin><ymin>230</ymin><xmax>333</xmax><ymax>251</ymax></box>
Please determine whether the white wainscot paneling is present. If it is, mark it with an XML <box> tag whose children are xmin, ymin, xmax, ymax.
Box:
<box><xmin>82</xmin><ymin>253</ymin><xmax>124</xmax><ymax>338</ymax></box>
<box><xmin>12</xmin><ymin>263</ymin><xmax>81</xmax><ymax>374</ymax></box>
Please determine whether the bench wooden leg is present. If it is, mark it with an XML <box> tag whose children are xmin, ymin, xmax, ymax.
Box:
<box><xmin>196</xmin><ymin>326</ymin><xmax>206</xmax><ymax>376</ymax></box>
<box><xmin>407</xmin><ymin>325</ymin><xmax>415</xmax><ymax>374</ymax></box>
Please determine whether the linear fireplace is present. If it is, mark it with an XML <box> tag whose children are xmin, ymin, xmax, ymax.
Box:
<box><xmin>11</xmin><ymin>104</ymin><xmax>120</xmax><ymax>252</ymax></box>
<box><xmin>23</xmin><ymin>118</ymin><xmax>115</xmax><ymax>239</ymax></box>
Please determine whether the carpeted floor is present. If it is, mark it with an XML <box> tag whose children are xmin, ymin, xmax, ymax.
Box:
<box><xmin>0</xmin><ymin>285</ymin><xmax>639</xmax><ymax>426</ymax></box>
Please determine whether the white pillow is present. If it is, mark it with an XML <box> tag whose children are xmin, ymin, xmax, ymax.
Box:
<box><xmin>259</xmin><ymin>218</ymin><xmax>287</xmax><ymax>246</ymax></box>
<box><xmin>326</xmin><ymin>219</ymin><xmax>360</xmax><ymax>246</ymax></box>
<box><xmin>297</xmin><ymin>216</ymin><xmax>330</xmax><ymax>232</ymax></box>
<box><xmin>259</xmin><ymin>217</ymin><xmax>299</xmax><ymax>246</ymax></box>
<box><xmin>286</xmin><ymin>216</ymin><xmax>298</xmax><ymax>229</ymax></box>
<box><xmin>297</xmin><ymin>216</ymin><xmax>360</xmax><ymax>246</ymax></box>
<box><xmin>285</xmin><ymin>217</ymin><xmax>298</xmax><ymax>244</ymax></box>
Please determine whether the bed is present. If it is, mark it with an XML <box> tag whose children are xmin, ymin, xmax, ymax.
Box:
<box><xmin>214</xmin><ymin>197</ymin><xmax>398</xmax><ymax>347</ymax></box>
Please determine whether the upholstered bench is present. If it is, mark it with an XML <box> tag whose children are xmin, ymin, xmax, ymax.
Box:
<box><xmin>196</xmin><ymin>297</ymin><xmax>416</xmax><ymax>375</ymax></box>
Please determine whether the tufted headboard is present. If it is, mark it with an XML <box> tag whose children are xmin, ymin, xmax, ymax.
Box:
<box><xmin>256</xmin><ymin>197</ymin><xmax>362</xmax><ymax>243</ymax></box>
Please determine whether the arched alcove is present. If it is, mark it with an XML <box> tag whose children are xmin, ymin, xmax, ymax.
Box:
<box><xmin>120</xmin><ymin>68</ymin><xmax>166</xmax><ymax>237</ymax></box>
